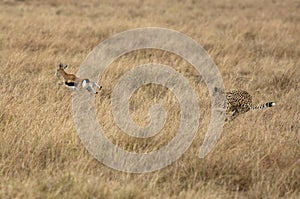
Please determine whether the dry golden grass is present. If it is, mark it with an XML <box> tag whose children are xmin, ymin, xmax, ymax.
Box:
<box><xmin>0</xmin><ymin>0</ymin><xmax>300</xmax><ymax>198</ymax></box>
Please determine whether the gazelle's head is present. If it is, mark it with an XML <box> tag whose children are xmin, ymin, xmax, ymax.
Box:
<box><xmin>56</xmin><ymin>63</ymin><xmax>67</xmax><ymax>77</ymax></box>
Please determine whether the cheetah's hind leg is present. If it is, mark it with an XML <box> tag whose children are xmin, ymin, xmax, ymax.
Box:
<box><xmin>226</xmin><ymin>108</ymin><xmax>239</xmax><ymax>122</ymax></box>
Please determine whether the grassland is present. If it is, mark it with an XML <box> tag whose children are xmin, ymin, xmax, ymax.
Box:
<box><xmin>0</xmin><ymin>0</ymin><xmax>299</xmax><ymax>198</ymax></box>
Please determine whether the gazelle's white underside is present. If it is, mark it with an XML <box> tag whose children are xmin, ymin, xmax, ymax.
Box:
<box><xmin>65</xmin><ymin>85</ymin><xmax>77</xmax><ymax>91</ymax></box>
<box><xmin>63</xmin><ymin>81</ymin><xmax>100</xmax><ymax>94</ymax></box>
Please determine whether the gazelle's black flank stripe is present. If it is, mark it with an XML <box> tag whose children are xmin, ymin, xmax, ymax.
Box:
<box><xmin>65</xmin><ymin>81</ymin><xmax>77</xmax><ymax>87</ymax></box>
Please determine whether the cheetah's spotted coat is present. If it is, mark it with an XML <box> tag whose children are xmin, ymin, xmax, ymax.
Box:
<box><xmin>214</xmin><ymin>88</ymin><xmax>275</xmax><ymax>121</ymax></box>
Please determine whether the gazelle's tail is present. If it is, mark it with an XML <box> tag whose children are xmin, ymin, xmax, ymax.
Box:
<box><xmin>251</xmin><ymin>102</ymin><xmax>275</xmax><ymax>110</ymax></box>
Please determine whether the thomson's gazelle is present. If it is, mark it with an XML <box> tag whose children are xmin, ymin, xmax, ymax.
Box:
<box><xmin>56</xmin><ymin>63</ymin><xmax>102</xmax><ymax>94</ymax></box>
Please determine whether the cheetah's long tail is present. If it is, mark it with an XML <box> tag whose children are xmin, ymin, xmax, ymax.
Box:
<box><xmin>251</xmin><ymin>102</ymin><xmax>276</xmax><ymax>110</ymax></box>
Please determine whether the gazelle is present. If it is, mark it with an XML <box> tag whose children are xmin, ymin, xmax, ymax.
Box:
<box><xmin>56</xmin><ymin>63</ymin><xmax>102</xmax><ymax>94</ymax></box>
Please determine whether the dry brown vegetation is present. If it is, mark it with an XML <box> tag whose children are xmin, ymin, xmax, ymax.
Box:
<box><xmin>1</xmin><ymin>0</ymin><xmax>300</xmax><ymax>198</ymax></box>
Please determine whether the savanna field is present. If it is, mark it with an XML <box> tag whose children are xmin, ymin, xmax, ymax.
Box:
<box><xmin>0</xmin><ymin>0</ymin><xmax>300</xmax><ymax>198</ymax></box>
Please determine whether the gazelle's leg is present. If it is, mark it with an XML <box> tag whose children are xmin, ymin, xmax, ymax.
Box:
<box><xmin>79</xmin><ymin>80</ymin><xmax>100</xmax><ymax>94</ymax></box>
<box><xmin>86</xmin><ymin>84</ymin><xmax>96</xmax><ymax>94</ymax></box>
<box><xmin>94</xmin><ymin>82</ymin><xmax>101</xmax><ymax>89</ymax></box>
<box><xmin>92</xmin><ymin>82</ymin><xmax>99</xmax><ymax>94</ymax></box>
<box><xmin>93</xmin><ymin>82</ymin><xmax>102</xmax><ymax>92</ymax></box>
<box><xmin>81</xmin><ymin>81</ymin><xmax>96</xmax><ymax>94</ymax></box>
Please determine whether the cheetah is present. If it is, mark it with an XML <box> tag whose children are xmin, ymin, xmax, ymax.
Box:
<box><xmin>213</xmin><ymin>88</ymin><xmax>275</xmax><ymax>122</ymax></box>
